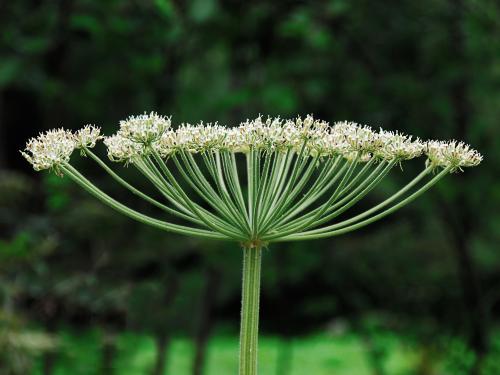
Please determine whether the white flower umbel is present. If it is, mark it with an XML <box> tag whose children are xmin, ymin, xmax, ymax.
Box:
<box><xmin>104</xmin><ymin>133</ymin><xmax>144</xmax><ymax>163</ymax></box>
<box><xmin>119</xmin><ymin>112</ymin><xmax>171</xmax><ymax>144</ymax></box>
<box><xmin>426</xmin><ymin>140</ymin><xmax>483</xmax><ymax>172</ymax></box>
<box><xmin>21</xmin><ymin>129</ymin><xmax>76</xmax><ymax>174</ymax></box>
<box><xmin>21</xmin><ymin>112</ymin><xmax>482</xmax><ymax>375</ymax></box>
<box><xmin>74</xmin><ymin>125</ymin><xmax>103</xmax><ymax>150</ymax></box>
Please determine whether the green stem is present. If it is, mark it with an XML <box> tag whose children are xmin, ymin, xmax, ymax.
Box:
<box><xmin>60</xmin><ymin>164</ymin><xmax>227</xmax><ymax>240</ymax></box>
<box><xmin>277</xmin><ymin>166</ymin><xmax>451</xmax><ymax>241</ymax></box>
<box><xmin>239</xmin><ymin>245</ymin><xmax>262</xmax><ymax>375</ymax></box>
<box><xmin>84</xmin><ymin>149</ymin><xmax>200</xmax><ymax>224</ymax></box>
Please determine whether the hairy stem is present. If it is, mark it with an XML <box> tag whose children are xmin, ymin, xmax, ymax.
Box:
<box><xmin>239</xmin><ymin>245</ymin><xmax>262</xmax><ymax>375</ymax></box>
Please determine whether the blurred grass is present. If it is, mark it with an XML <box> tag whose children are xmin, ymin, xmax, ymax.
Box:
<box><xmin>31</xmin><ymin>330</ymin><xmax>419</xmax><ymax>375</ymax></box>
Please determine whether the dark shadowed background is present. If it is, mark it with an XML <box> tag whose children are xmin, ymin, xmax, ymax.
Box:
<box><xmin>1</xmin><ymin>1</ymin><xmax>499</xmax><ymax>374</ymax></box>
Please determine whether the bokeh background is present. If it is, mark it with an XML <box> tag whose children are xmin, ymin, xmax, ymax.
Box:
<box><xmin>1</xmin><ymin>1</ymin><xmax>499</xmax><ymax>374</ymax></box>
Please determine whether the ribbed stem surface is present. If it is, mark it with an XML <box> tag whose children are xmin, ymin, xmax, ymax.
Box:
<box><xmin>239</xmin><ymin>246</ymin><xmax>262</xmax><ymax>375</ymax></box>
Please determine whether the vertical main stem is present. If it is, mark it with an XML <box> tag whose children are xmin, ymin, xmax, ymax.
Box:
<box><xmin>239</xmin><ymin>245</ymin><xmax>262</xmax><ymax>375</ymax></box>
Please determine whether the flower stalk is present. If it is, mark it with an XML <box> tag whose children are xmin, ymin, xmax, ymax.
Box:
<box><xmin>21</xmin><ymin>113</ymin><xmax>482</xmax><ymax>374</ymax></box>
<box><xmin>239</xmin><ymin>245</ymin><xmax>262</xmax><ymax>375</ymax></box>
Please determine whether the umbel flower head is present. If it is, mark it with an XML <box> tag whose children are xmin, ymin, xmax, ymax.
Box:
<box><xmin>21</xmin><ymin>129</ymin><xmax>76</xmax><ymax>175</ymax></box>
<box><xmin>74</xmin><ymin>125</ymin><xmax>103</xmax><ymax>149</ymax></box>
<box><xmin>119</xmin><ymin>112</ymin><xmax>171</xmax><ymax>144</ymax></box>
<box><xmin>21</xmin><ymin>112</ymin><xmax>482</xmax><ymax>375</ymax></box>
<box><xmin>21</xmin><ymin>112</ymin><xmax>482</xmax><ymax>243</ymax></box>
<box><xmin>426</xmin><ymin>140</ymin><xmax>483</xmax><ymax>172</ymax></box>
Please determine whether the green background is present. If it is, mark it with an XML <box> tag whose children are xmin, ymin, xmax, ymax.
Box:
<box><xmin>1</xmin><ymin>0</ymin><xmax>499</xmax><ymax>374</ymax></box>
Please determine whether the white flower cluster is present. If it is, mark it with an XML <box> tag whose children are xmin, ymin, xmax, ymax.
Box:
<box><xmin>22</xmin><ymin>126</ymin><xmax>103</xmax><ymax>172</ymax></box>
<box><xmin>101</xmin><ymin>112</ymin><xmax>171</xmax><ymax>162</ymax></box>
<box><xmin>235</xmin><ymin>116</ymin><xmax>320</xmax><ymax>151</ymax></box>
<box><xmin>155</xmin><ymin>123</ymin><xmax>228</xmax><ymax>156</ymax></box>
<box><xmin>426</xmin><ymin>140</ymin><xmax>483</xmax><ymax>172</ymax></box>
<box><xmin>74</xmin><ymin>125</ymin><xmax>103</xmax><ymax>149</ymax></box>
<box><xmin>103</xmin><ymin>134</ymin><xmax>144</xmax><ymax>163</ymax></box>
<box><xmin>376</xmin><ymin>130</ymin><xmax>425</xmax><ymax>161</ymax></box>
<box><xmin>119</xmin><ymin>112</ymin><xmax>171</xmax><ymax>144</ymax></box>
<box><xmin>21</xmin><ymin>129</ymin><xmax>76</xmax><ymax>172</ymax></box>
<box><xmin>21</xmin><ymin>113</ymin><xmax>482</xmax><ymax>173</ymax></box>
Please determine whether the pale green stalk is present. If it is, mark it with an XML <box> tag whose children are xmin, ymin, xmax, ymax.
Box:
<box><xmin>271</xmin><ymin>156</ymin><xmax>354</xmax><ymax>228</ymax></box>
<box><xmin>259</xmin><ymin>152</ymin><xmax>325</xmax><ymax>234</ymax></box>
<box><xmin>150</xmin><ymin>150</ymin><xmax>246</xmax><ymax>240</ymax></box>
<box><xmin>181</xmin><ymin>151</ymin><xmax>249</xmax><ymax>233</ymax></box>
<box><xmin>201</xmin><ymin>152</ymin><xmax>250</xmax><ymax>233</ymax></box>
<box><xmin>264</xmin><ymin>157</ymin><xmax>356</xmax><ymax>239</ymax></box>
<box><xmin>278</xmin><ymin>167</ymin><xmax>451</xmax><ymax>241</ymax></box>
<box><xmin>239</xmin><ymin>245</ymin><xmax>262</xmax><ymax>375</ymax></box>
<box><xmin>291</xmin><ymin>164</ymin><xmax>436</xmax><ymax>237</ymax></box>
<box><xmin>221</xmin><ymin>151</ymin><xmax>250</xmax><ymax>228</ymax></box>
<box><xmin>60</xmin><ymin>164</ymin><xmax>228</xmax><ymax>240</ymax></box>
<box><xmin>84</xmin><ymin>149</ymin><xmax>201</xmax><ymax>224</ymax></box>
<box><xmin>139</xmin><ymin>154</ymin><xmax>242</xmax><ymax>238</ymax></box>
<box><xmin>273</xmin><ymin>160</ymin><xmax>392</xmax><ymax>234</ymax></box>
<box><xmin>171</xmin><ymin>153</ymin><xmax>248</xmax><ymax>234</ymax></box>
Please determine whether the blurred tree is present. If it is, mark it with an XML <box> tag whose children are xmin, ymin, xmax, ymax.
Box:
<box><xmin>1</xmin><ymin>0</ymin><xmax>500</xmax><ymax>374</ymax></box>
<box><xmin>0</xmin><ymin>172</ymin><xmax>58</xmax><ymax>375</ymax></box>
<box><xmin>440</xmin><ymin>1</ymin><xmax>489</xmax><ymax>373</ymax></box>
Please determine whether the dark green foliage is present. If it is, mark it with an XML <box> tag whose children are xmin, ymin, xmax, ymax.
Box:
<box><xmin>1</xmin><ymin>0</ymin><xmax>499</xmax><ymax>373</ymax></box>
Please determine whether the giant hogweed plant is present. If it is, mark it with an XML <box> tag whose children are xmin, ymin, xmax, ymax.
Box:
<box><xmin>22</xmin><ymin>113</ymin><xmax>482</xmax><ymax>374</ymax></box>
